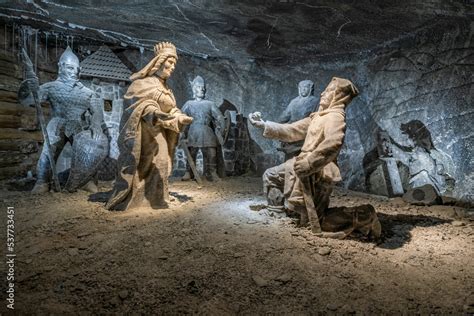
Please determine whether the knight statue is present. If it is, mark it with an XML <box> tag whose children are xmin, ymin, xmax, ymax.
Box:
<box><xmin>278</xmin><ymin>80</ymin><xmax>319</xmax><ymax>160</ymax></box>
<box><xmin>21</xmin><ymin>46</ymin><xmax>108</xmax><ymax>194</ymax></box>
<box><xmin>181</xmin><ymin>75</ymin><xmax>225</xmax><ymax>181</ymax></box>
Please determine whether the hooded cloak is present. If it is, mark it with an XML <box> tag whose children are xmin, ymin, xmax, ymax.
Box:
<box><xmin>262</xmin><ymin>77</ymin><xmax>359</xmax><ymax>210</ymax></box>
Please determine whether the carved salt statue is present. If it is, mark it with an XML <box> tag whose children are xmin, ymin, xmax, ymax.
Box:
<box><xmin>106</xmin><ymin>42</ymin><xmax>193</xmax><ymax>211</ymax></box>
<box><xmin>249</xmin><ymin>77</ymin><xmax>381</xmax><ymax>239</ymax></box>
<box><xmin>25</xmin><ymin>46</ymin><xmax>106</xmax><ymax>194</ymax></box>
<box><xmin>399</xmin><ymin>120</ymin><xmax>455</xmax><ymax>204</ymax></box>
<box><xmin>181</xmin><ymin>75</ymin><xmax>225</xmax><ymax>181</ymax></box>
<box><xmin>278</xmin><ymin>80</ymin><xmax>319</xmax><ymax>160</ymax></box>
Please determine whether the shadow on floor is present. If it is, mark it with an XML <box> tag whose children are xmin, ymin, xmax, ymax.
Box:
<box><xmin>87</xmin><ymin>190</ymin><xmax>193</xmax><ymax>204</ymax></box>
<box><xmin>88</xmin><ymin>190</ymin><xmax>113</xmax><ymax>203</ymax></box>
<box><xmin>170</xmin><ymin>191</ymin><xmax>193</xmax><ymax>203</ymax></box>
<box><xmin>377</xmin><ymin>213</ymin><xmax>451</xmax><ymax>249</ymax></box>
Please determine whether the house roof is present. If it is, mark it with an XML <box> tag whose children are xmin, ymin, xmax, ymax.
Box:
<box><xmin>80</xmin><ymin>45</ymin><xmax>132</xmax><ymax>82</ymax></box>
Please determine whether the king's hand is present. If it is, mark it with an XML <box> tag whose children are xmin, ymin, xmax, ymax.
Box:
<box><xmin>178</xmin><ymin>115</ymin><xmax>193</xmax><ymax>125</ymax></box>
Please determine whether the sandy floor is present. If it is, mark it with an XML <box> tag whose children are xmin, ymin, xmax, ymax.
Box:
<box><xmin>0</xmin><ymin>176</ymin><xmax>473</xmax><ymax>314</ymax></box>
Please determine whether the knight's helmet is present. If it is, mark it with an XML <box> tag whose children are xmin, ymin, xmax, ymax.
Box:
<box><xmin>191</xmin><ymin>75</ymin><xmax>206</xmax><ymax>98</ymax></box>
<box><xmin>58</xmin><ymin>46</ymin><xmax>80</xmax><ymax>77</ymax></box>
<box><xmin>192</xmin><ymin>75</ymin><xmax>205</xmax><ymax>87</ymax></box>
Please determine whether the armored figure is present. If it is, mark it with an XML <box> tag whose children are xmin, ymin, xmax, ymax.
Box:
<box><xmin>181</xmin><ymin>76</ymin><xmax>225</xmax><ymax>181</ymax></box>
<box><xmin>30</xmin><ymin>47</ymin><xmax>105</xmax><ymax>194</ymax></box>
<box><xmin>278</xmin><ymin>80</ymin><xmax>319</xmax><ymax>160</ymax></box>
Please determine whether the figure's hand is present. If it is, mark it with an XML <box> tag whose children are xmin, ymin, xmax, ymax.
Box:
<box><xmin>248</xmin><ymin>112</ymin><xmax>265</xmax><ymax>129</ymax></box>
<box><xmin>294</xmin><ymin>155</ymin><xmax>311</xmax><ymax>177</ymax></box>
<box><xmin>153</xmin><ymin>109</ymin><xmax>174</xmax><ymax>121</ymax></box>
<box><xmin>179</xmin><ymin>115</ymin><xmax>193</xmax><ymax>125</ymax></box>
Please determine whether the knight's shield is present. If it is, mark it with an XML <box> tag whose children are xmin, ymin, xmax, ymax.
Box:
<box><xmin>64</xmin><ymin>129</ymin><xmax>109</xmax><ymax>192</ymax></box>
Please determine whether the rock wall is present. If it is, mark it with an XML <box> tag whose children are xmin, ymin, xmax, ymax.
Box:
<box><xmin>163</xmin><ymin>17</ymin><xmax>473</xmax><ymax>202</ymax></box>
<box><xmin>1</xmin><ymin>15</ymin><xmax>471</xmax><ymax>202</ymax></box>
<box><xmin>0</xmin><ymin>43</ymin><xmax>56</xmax><ymax>180</ymax></box>
<box><xmin>341</xmin><ymin>17</ymin><xmax>473</xmax><ymax>202</ymax></box>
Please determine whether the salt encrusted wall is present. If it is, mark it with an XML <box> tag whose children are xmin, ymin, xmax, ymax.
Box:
<box><xmin>340</xmin><ymin>17</ymin><xmax>473</xmax><ymax>202</ymax></box>
<box><xmin>0</xmin><ymin>14</ymin><xmax>472</xmax><ymax>203</ymax></box>
<box><xmin>166</xmin><ymin>17</ymin><xmax>473</xmax><ymax>201</ymax></box>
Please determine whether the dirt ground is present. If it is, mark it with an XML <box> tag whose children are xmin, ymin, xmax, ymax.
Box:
<box><xmin>0</xmin><ymin>176</ymin><xmax>473</xmax><ymax>315</ymax></box>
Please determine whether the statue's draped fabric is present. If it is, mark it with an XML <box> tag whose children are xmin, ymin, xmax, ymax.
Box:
<box><xmin>106</xmin><ymin>76</ymin><xmax>185</xmax><ymax>210</ymax></box>
<box><xmin>263</xmin><ymin>77</ymin><xmax>358</xmax><ymax>212</ymax></box>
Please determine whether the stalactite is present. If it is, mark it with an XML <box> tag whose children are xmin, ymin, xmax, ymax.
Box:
<box><xmin>28</xmin><ymin>27</ymin><xmax>32</xmax><ymax>59</ymax></box>
<box><xmin>71</xmin><ymin>35</ymin><xmax>74</xmax><ymax>50</ymax></box>
<box><xmin>45</xmin><ymin>31</ymin><xmax>48</xmax><ymax>61</ymax></box>
<box><xmin>139</xmin><ymin>46</ymin><xmax>144</xmax><ymax>68</ymax></box>
<box><xmin>21</xmin><ymin>27</ymin><xmax>26</xmax><ymax>51</ymax></box>
<box><xmin>55</xmin><ymin>32</ymin><xmax>58</xmax><ymax>57</ymax></box>
<box><xmin>34</xmin><ymin>29</ymin><xmax>38</xmax><ymax>73</ymax></box>
<box><xmin>20</xmin><ymin>27</ymin><xmax>26</xmax><ymax>78</ymax></box>
<box><xmin>4</xmin><ymin>24</ymin><xmax>7</xmax><ymax>54</ymax></box>
<box><xmin>11</xmin><ymin>23</ymin><xmax>15</xmax><ymax>56</ymax></box>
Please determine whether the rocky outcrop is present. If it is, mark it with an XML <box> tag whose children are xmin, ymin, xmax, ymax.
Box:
<box><xmin>342</xmin><ymin>18</ymin><xmax>473</xmax><ymax>202</ymax></box>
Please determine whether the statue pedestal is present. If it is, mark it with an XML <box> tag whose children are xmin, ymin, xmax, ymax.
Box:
<box><xmin>381</xmin><ymin>157</ymin><xmax>404</xmax><ymax>196</ymax></box>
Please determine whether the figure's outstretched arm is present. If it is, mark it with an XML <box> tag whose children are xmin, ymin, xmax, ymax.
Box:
<box><xmin>263</xmin><ymin>118</ymin><xmax>311</xmax><ymax>143</ymax></box>
<box><xmin>248</xmin><ymin>111</ymin><xmax>311</xmax><ymax>142</ymax></box>
<box><xmin>248</xmin><ymin>112</ymin><xmax>266</xmax><ymax>129</ymax></box>
<box><xmin>142</xmin><ymin>102</ymin><xmax>192</xmax><ymax>133</ymax></box>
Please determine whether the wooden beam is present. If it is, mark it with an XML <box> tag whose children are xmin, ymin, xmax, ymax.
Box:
<box><xmin>0</xmin><ymin>114</ymin><xmax>37</xmax><ymax>129</ymax></box>
<box><xmin>0</xmin><ymin>139</ymin><xmax>39</xmax><ymax>153</ymax></box>
<box><xmin>0</xmin><ymin>152</ymin><xmax>39</xmax><ymax>167</ymax></box>
<box><xmin>0</xmin><ymin>114</ymin><xmax>21</xmax><ymax>128</ymax></box>
<box><xmin>0</xmin><ymin>91</ymin><xmax>18</xmax><ymax>103</ymax></box>
<box><xmin>0</xmin><ymin>165</ymin><xmax>33</xmax><ymax>179</ymax></box>
<box><xmin>0</xmin><ymin>128</ymin><xmax>43</xmax><ymax>141</ymax></box>
<box><xmin>0</xmin><ymin>102</ymin><xmax>50</xmax><ymax>118</ymax></box>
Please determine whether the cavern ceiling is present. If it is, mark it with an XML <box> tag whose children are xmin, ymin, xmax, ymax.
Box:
<box><xmin>0</xmin><ymin>0</ymin><xmax>471</xmax><ymax>64</ymax></box>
